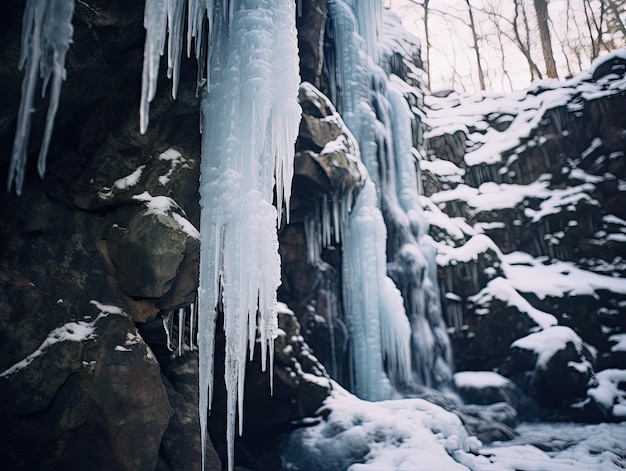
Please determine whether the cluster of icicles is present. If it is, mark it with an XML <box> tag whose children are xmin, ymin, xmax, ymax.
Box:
<box><xmin>9</xmin><ymin>1</ymin><xmax>301</xmax><ymax>470</ymax></box>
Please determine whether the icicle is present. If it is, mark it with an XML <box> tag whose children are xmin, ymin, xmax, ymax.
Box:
<box><xmin>347</xmin><ymin>0</ymin><xmax>383</xmax><ymax>60</ymax></box>
<box><xmin>324</xmin><ymin>277</ymin><xmax>339</xmax><ymax>378</ymax></box>
<box><xmin>166</xmin><ymin>0</ymin><xmax>186</xmax><ymax>99</ymax></box>
<box><xmin>388</xmin><ymin>83</ymin><xmax>427</xmax><ymax>238</ymax></box>
<box><xmin>177</xmin><ymin>307</ymin><xmax>185</xmax><ymax>356</ymax></box>
<box><xmin>189</xmin><ymin>300</ymin><xmax>196</xmax><ymax>351</ymax></box>
<box><xmin>140</xmin><ymin>0</ymin><xmax>167</xmax><ymax>134</ymax></box>
<box><xmin>162</xmin><ymin>310</ymin><xmax>175</xmax><ymax>351</ymax></box>
<box><xmin>141</xmin><ymin>0</ymin><xmax>217</xmax><ymax>133</ymax></box>
<box><xmin>9</xmin><ymin>0</ymin><xmax>75</xmax><ymax>195</ymax></box>
<box><xmin>342</xmin><ymin>180</ymin><xmax>387</xmax><ymax>400</ymax></box>
<box><xmin>197</xmin><ymin>1</ymin><xmax>301</xmax><ymax>470</ymax></box>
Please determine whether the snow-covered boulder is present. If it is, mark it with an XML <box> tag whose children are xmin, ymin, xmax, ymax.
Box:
<box><xmin>500</xmin><ymin>326</ymin><xmax>597</xmax><ymax>411</ymax></box>
<box><xmin>454</xmin><ymin>371</ymin><xmax>524</xmax><ymax>409</ymax></box>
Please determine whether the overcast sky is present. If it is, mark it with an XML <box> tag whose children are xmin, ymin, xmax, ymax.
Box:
<box><xmin>385</xmin><ymin>0</ymin><xmax>625</xmax><ymax>94</ymax></box>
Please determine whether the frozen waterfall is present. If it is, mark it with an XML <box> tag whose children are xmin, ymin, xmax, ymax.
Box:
<box><xmin>326</xmin><ymin>0</ymin><xmax>453</xmax><ymax>393</ymax></box>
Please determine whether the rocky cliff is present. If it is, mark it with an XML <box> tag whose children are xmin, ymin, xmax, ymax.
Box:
<box><xmin>0</xmin><ymin>1</ymin><xmax>331</xmax><ymax>469</ymax></box>
<box><xmin>422</xmin><ymin>55</ymin><xmax>626</xmax><ymax>421</ymax></box>
<box><xmin>1</xmin><ymin>1</ymin><xmax>625</xmax><ymax>470</ymax></box>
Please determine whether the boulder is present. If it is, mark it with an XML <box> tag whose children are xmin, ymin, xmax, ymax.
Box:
<box><xmin>500</xmin><ymin>326</ymin><xmax>597</xmax><ymax>410</ymax></box>
<box><xmin>454</xmin><ymin>371</ymin><xmax>524</xmax><ymax>409</ymax></box>
<box><xmin>0</xmin><ymin>301</ymin><xmax>172</xmax><ymax>471</ymax></box>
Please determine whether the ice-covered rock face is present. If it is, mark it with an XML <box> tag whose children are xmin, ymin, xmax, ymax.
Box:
<box><xmin>320</xmin><ymin>0</ymin><xmax>454</xmax><ymax>396</ymax></box>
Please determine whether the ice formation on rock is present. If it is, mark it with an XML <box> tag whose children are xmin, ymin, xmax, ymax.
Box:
<box><xmin>9</xmin><ymin>0</ymin><xmax>75</xmax><ymax>195</ymax></box>
<box><xmin>326</xmin><ymin>0</ymin><xmax>453</xmax><ymax>393</ymax></box>
<box><xmin>196</xmin><ymin>1</ymin><xmax>301</xmax><ymax>470</ymax></box>
<box><xmin>139</xmin><ymin>1</ymin><xmax>301</xmax><ymax>469</ymax></box>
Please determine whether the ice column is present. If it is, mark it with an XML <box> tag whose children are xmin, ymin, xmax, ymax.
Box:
<box><xmin>198</xmin><ymin>1</ymin><xmax>301</xmax><ymax>470</ymax></box>
<box><xmin>329</xmin><ymin>0</ymin><xmax>453</xmax><ymax>392</ymax></box>
<box><xmin>347</xmin><ymin>0</ymin><xmax>383</xmax><ymax>60</ymax></box>
<box><xmin>328</xmin><ymin>0</ymin><xmax>413</xmax><ymax>400</ymax></box>
<box><xmin>9</xmin><ymin>0</ymin><xmax>75</xmax><ymax>195</ymax></box>
<box><xmin>388</xmin><ymin>80</ymin><xmax>453</xmax><ymax>388</ymax></box>
<box><xmin>342</xmin><ymin>179</ymin><xmax>387</xmax><ymax>400</ymax></box>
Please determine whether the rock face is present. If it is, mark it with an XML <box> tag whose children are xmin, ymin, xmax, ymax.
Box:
<box><xmin>423</xmin><ymin>54</ymin><xmax>626</xmax><ymax>421</ymax></box>
<box><xmin>279</xmin><ymin>81</ymin><xmax>364</xmax><ymax>384</ymax></box>
<box><xmin>0</xmin><ymin>1</ymin><xmax>211</xmax><ymax>469</ymax></box>
<box><xmin>0</xmin><ymin>2</ymin><xmax>335</xmax><ymax>470</ymax></box>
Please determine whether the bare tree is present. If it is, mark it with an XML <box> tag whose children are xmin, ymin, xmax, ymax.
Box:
<box><xmin>512</xmin><ymin>0</ymin><xmax>543</xmax><ymax>79</ymax></box>
<box><xmin>465</xmin><ymin>0</ymin><xmax>486</xmax><ymax>90</ymax></box>
<box><xmin>392</xmin><ymin>0</ymin><xmax>626</xmax><ymax>93</ymax></box>
<box><xmin>532</xmin><ymin>0</ymin><xmax>558</xmax><ymax>77</ymax></box>
<box><xmin>423</xmin><ymin>0</ymin><xmax>431</xmax><ymax>89</ymax></box>
<box><xmin>605</xmin><ymin>0</ymin><xmax>626</xmax><ymax>38</ymax></box>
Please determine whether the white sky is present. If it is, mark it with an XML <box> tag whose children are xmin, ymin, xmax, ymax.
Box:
<box><xmin>385</xmin><ymin>0</ymin><xmax>626</xmax><ymax>93</ymax></box>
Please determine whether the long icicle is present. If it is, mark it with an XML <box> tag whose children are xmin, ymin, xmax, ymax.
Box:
<box><xmin>197</xmin><ymin>1</ymin><xmax>301</xmax><ymax>469</ymax></box>
<box><xmin>9</xmin><ymin>0</ymin><xmax>74</xmax><ymax>195</ymax></box>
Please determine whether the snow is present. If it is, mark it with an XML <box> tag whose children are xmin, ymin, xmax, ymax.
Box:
<box><xmin>431</xmin><ymin>184</ymin><xmax>479</xmax><ymax>206</ymax></box>
<box><xmin>158</xmin><ymin>148</ymin><xmax>191</xmax><ymax>185</ymax></box>
<box><xmin>420</xmin><ymin>159</ymin><xmax>465</xmax><ymax>182</ymax></box>
<box><xmin>587</xmin><ymin>369</ymin><xmax>626</xmax><ymax>418</ymax></box>
<box><xmin>99</xmin><ymin>165</ymin><xmax>145</xmax><ymax>199</ymax></box>
<box><xmin>424</xmin><ymin>50</ymin><xmax>626</xmax><ymax>168</ymax></box>
<box><xmin>0</xmin><ymin>299</ymin><xmax>127</xmax><ymax>378</ymax></box>
<box><xmin>284</xmin><ymin>384</ymin><xmax>626</xmax><ymax>471</ymax></box>
<box><xmin>419</xmin><ymin>197</ymin><xmax>468</xmax><ymax>241</ymax></box>
<box><xmin>9</xmin><ymin>0</ymin><xmax>75</xmax><ymax>195</ymax></box>
<box><xmin>132</xmin><ymin>191</ymin><xmax>200</xmax><ymax>239</ymax></box>
<box><xmin>486</xmin><ymin>422</ymin><xmax>626</xmax><ymax>470</ymax></box>
<box><xmin>431</xmin><ymin>178</ymin><xmax>552</xmax><ymax>213</ymax></box>
<box><xmin>435</xmin><ymin>234</ymin><xmax>501</xmax><ymax>266</ymax></box>
<box><xmin>511</xmin><ymin>326</ymin><xmax>586</xmax><ymax>369</ymax></box>
<box><xmin>469</xmin><ymin>277</ymin><xmax>557</xmax><ymax>330</ymax></box>
<box><xmin>502</xmin><ymin>252</ymin><xmax>626</xmax><ymax>299</ymax></box>
<box><xmin>453</xmin><ymin>371</ymin><xmax>511</xmax><ymax>390</ymax></box>
<box><xmin>524</xmin><ymin>183</ymin><xmax>599</xmax><ymax>223</ymax></box>
<box><xmin>171</xmin><ymin>213</ymin><xmax>200</xmax><ymax>240</ymax></box>
<box><xmin>609</xmin><ymin>333</ymin><xmax>626</xmax><ymax>352</ymax></box>
<box><xmin>89</xmin><ymin>299</ymin><xmax>126</xmax><ymax>316</ymax></box>
<box><xmin>0</xmin><ymin>320</ymin><xmax>96</xmax><ymax>377</ymax></box>
<box><xmin>282</xmin><ymin>383</ymin><xmax>480</xmax><ymax>471</ymax></box>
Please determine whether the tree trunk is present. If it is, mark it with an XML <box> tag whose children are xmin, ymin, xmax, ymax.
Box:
<box><xmin>513</xmin><ymin>0</ymin><xmax>543</xmax><ymax>80</ymax></box>
<box><xmin>465</xmin><ymin>0</ymin><xmax>486</xmax><ymax>90</ymax></box>
<box><xmin>424</xmin><ymin>0</ymin><xmax>431</xmax><ymax>90</ymax></box>
<box><xmin>533</xmin><ymin>0</ymin><xmax>559</xmax><ymax>78</ymax></box>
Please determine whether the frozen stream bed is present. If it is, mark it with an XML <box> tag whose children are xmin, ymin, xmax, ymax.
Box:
<box><xmin>282</xmin><ymin>386</ymin><xmax>626</xmax><ymax>470</ymax></box>
<box><xmin>483</xmin><ymin>422</ymin><xmax>626</xmax><ymax>470</ymax></box>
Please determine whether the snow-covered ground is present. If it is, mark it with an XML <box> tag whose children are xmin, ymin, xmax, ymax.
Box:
<box><xmin>282</xmin><ymin>385</ymin><xmax>626</xmax><ymax>471</ymax></box>
<box><xmin>485</xmin><ymin>422</ymin><xmax>626</xmax><ymax>471</ymax></box>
